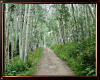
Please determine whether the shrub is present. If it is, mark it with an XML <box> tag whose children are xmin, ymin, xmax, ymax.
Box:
<box><xmin>50</xmin><ymin>35</ymin><xmax>95</xmax><ymax>76</ymax></box>
<box><xmin>4</xmin><ymin>47</ymin><xmax>44</xmax><ymax>76</ymax></box>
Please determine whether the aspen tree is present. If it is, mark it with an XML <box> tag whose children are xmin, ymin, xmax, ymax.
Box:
<box><xmin>21</xmin><ymin>4</ymin><xmax>28</xmax><ymax>59</ymax></box>
<box><xmin>5</xmin><ymin>4</ymin><xmax>10</xmax><ymax>66</ymax></box>
<box><xmin>14</xmin><ymin>4</ymin><xmax>18</xmax><ymax>55</ymax></box>
<box><xmin>5</xmin><ymin>4</ymin><xmax>8</xmax><ymax>66</ymax></box>
<box><xmin>87</xmin><ymin>4</ymin><xmax>95</xmax><ymax>23</ymax></box>
<box><xmin>10</xmin><ymin>21</ymin><xmax>14</xmax><ymax>62</ymax></box>
<box><xmin>19</xmin><ymin>4</ymin><xmax>23</xmax><ymax>59</ymax></box>
<box><xmin>40</xmin><ymin>23</ymin><xmax>43</xmax><ymax>47</ymax></box>
<box><xmin>24</xmin><ymin>4</ymin><xmax>32</xmax><ymax>63</ymax></box>
<box><xmin>71</xmin><ymin>4</ymin><xmax>78</xmax><ymax>41</ymax></box>
<box><xmin>56</xmin><ymin>5</ymin><xmax>63</xmax><ymax>43</ymax></box>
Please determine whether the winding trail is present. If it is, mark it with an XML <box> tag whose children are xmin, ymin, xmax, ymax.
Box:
<box><xmin>35</xmin><ymin>48</ymin><xmax>74</xmax><ymax>76</ymax></box>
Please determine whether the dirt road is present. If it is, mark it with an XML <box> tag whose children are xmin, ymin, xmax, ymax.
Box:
<box><xmin>35</xmin><ymin>48</ymin><xmax>74</xmax><ymax>76</ymax></box>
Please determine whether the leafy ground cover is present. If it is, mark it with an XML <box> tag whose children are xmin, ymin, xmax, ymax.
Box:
<box><xmin>50</xmin><ymin>31</ymin><xmax>95</xmax><ymax>76</ymax></box>
<box><xmin>4</xmin><ymin>47</ymin><xmax>44</xmax><ymax>76</ymax></box>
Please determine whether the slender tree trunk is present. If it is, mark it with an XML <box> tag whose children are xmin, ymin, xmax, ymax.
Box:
<box><xmin>59</xmin><ymin>6</ymin><xmax>65</xmax><ymax>45</ymax></box>
<box><xmin>5</xmin><ymin>4</ymin><xmax>9</xmax><ymax>66</ymax></box>
<box><xmin>19</xmin><ymin>4</ymin><xmax>23</xmax><ymax>59</ymax></box>
<box><xmin>10</xmin><ymin>21</ymin><xmax>14</xmax><ymax>62</ymax></box>
<box><xmin>5</xmin><ymin>22</ymin><xmax>10</xmax><ymax>66</ymax></box>
<box><xmin>31</xmin><ymin>10</ymin><xmax>35</xmax><ymax>50</ymax></box>
<box><xmin>57</xmin><ymin>20</ymin><xmax>62</xmax><ymax>43</ymax></box>
<box><xmin>86</xmin><ymin>5</ymin><xmax>91</xmax><ymax>38</ymax></box>
<box><xmin>14</xmin><ymin>5</ymin><xmax>18</xmax><ymax>55</ymax></box>
<box><xmin>64</xmin><ymin>21</ymin><xmax>67</xmax><ymax>43</ymax></box>
<box><xmin>34</xmin><ymin>5</ymin><xmax>38</xmax><ymax>49</ymax></box>
<box><xmin>71</xmin><ymin>4</ymin><xmax>78</xmax><ymax>41</ymax></box>
<box><xmin>24</xmin><ymin>4</ymin><xmax>32</xmax><ymax>63</ymax></box>
<box><xmin>21</xmin><ymin>4</ymin><xmax>28</xmax><ymax>59</ymax></box>
<box><xmin>40</xmin><ymin>23</ymin><xmax>43</xmax><ymax>47</ymax></box>
<box><xmin>87</xmin><ymin>4</ymin><xmax>95</xmax><ymax>22</ymax></box>
<box><xmin>52</xmin><ymin>22</ymin><xmax>57</xmax><ymax>44</ymax></box>
<box><xmin>5</xmin><ymin>4</ymin><xmax>13</xmax><ymax>66</ymax></box>
<box><xmin>60</xmin><ymin>12</ymin><xmax>65</xmax><ymax>45</ymax></box>
<box><xmin>85</xmin><ymin>5</ymin><xmax>88</xmax><ymax>38</ymax></box>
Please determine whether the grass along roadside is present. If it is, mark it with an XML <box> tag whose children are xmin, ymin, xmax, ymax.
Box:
<box><xmin>4</xmin><ymin>47</ymin><xmax>44</xmax><ymax>76</ymax></box>
<box><xmin>50</xmin><ymin>36</ymin><xmax>95</xmax><ymax>76</ymax></box>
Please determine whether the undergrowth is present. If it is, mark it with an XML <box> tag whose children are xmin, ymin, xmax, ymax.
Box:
<box><xmin>4</xmin><ymin>47</ymin><xmax>43</xmax><ymax>76</ymax></box>
<box><xmin>50</xmin><ymin>31</ymin><xmax>95</xmax><ymax>76</ymax></box>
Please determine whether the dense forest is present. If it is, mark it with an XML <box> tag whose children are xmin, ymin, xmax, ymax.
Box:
<box><xmin>4</xmin><ymin>4</ymin><xmax>95</xmax><ymax>76</ymax></box>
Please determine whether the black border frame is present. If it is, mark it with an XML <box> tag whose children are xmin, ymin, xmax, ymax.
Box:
<box><xmin>0</xmin><ymin>0</ymin><xmax>100</xmax><ymax>80</ymax></box>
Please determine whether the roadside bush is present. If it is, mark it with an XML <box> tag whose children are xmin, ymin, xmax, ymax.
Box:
<box><xmin>5</xmin><ymin>59</ymin><xmax>28</xmax><ymax>76</ymax></box>
<box><xmin>50</xmin><ymin>31</ymin><xmax>95</xmax><ymax>76</ymax></box>
<box><xmin>4</xmin><ymin>47</ymin><xmax>44</xmax><ymax>76</ymax></box>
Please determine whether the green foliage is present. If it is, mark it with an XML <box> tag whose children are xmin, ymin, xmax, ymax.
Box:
<box><xmin>4</xmin><ymin>48</ymin><xmax>44</xmax><ymax>76</ymax></box>
<box><xmin>45</xmin><ymin>35</ymin><xmax>52</xmax><ymax>47</ymax></box>
<box><xmin>5</xmin><ymin>56</ymin><xmax>27</xmax><ymax>76</ymax></box>
<box><xmin>50</xmin><ymin>31</ymin><xmax>95</xmax><ymax>76</ymax></box>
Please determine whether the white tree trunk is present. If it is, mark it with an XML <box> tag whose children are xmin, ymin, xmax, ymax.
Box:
<box><xmin>19</xmin><ymin>4</ymin><xmax>23</xmax><ymax>59</ymax></box>
<box><xmin>5</xmin><ymin>4</ymin><xmax>9</xmax><ymax>66</ymax></box>
<box><xmin>21</xmin><ymin>4</ymin><xmax>28</xmax><ymax>59</ymax></box>
<box><xmin>24</xmin><ymin>4</ymin><xmax>32</xmax><ymax>63</ymax></box>
<box><xmin>10</xmin><ymin>21</ymin><xmax>14</xmax><ymax>62</ymax></box>
<box><xmin>57</xmin><ymin>20</ymin><xmax>62</xmax><ymax>43</ymax></box>
<box><xmin>87</xmin><ymin>4</ymin><xmax>95</xmax><ymax>22</ymax></box>
<box><xmin>14</xmin><ymin>4</ymin><xmax>18</xmax><ymax>55</ymax></box>
<box><xmin>38</xmin><ymin>22</ymin><xmax>42</xmax><ymax>48</ymax></box>
<box><xmin>5</xmin><ymin>22</ymin><xmax>10</xmax><ymax>66</ymax></box>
